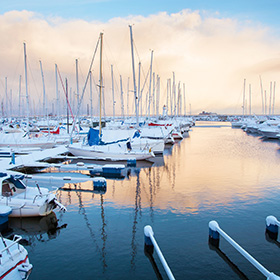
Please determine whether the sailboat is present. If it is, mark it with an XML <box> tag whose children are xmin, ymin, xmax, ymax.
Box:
<box><xmin>0</xmin><ymin>43</ymin><xmax>56</xmax><ymax>151</ymax></box>
<box><xmin>67</xmin><ymin>33</ymin><xmax>155</xmax><ymax>161</ymax></box>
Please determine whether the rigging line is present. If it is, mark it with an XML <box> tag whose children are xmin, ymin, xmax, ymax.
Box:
<box><xmin>56</xmin><ymin>66</ymin><xmax>75</xmax><ymax>123</ymax></box>
<box><xmin>132</xmin><ymin>34</ymin><xmax>150</xmax><ymax>102</ymax></box>
<box><xmin>103</xmin><ymin>31</ymin><xmax>127</xmax><ymax>78</ymax></box>
<box><xmin>0</xmin><ymin>78</ymin><xmax>5</xmax><ymax>91</ymax></box>
<box><xmin>27</xmin><ymin>59</ymin><xmax>40</xmax><ymax>100</ymax></box>
<box><xmin>70</xmin><ymin>33</ymin><xmax>100</xmax><ymax>138</ymax></box>
<box><xmin>91</xmin><ymin>72</ymin><xmax>100</xmax><ymax>115</ymax></box>
<box><xmin>132</xmin><ymin>36</ymin><xmax>141</xmax><ymax>65</ymax></box>
<box><xmin>10</xmin><ymin>47</ymin><xmax>23</xmax><ymax>90</ymax></box>
<box><xmin>77</xmin><ymin>62</ymin><xmax>91</xmax><ymax>113</ymax></box>
<box><xmin>139</xmin><ymin>65</ymin><xmax>150</xmax><ymax>102</ymax></box>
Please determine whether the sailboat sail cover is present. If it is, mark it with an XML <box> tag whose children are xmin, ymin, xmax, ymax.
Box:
<box><xmin>87</xmin><ymin>128</ymin><xmax>100</xmax><ymax>146</ymax></box>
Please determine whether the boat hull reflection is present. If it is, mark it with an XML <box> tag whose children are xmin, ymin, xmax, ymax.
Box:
<box><xmin>7</xmin><ymin>212</ymin><xmax>67</xmax><ymax>242</ymax></box>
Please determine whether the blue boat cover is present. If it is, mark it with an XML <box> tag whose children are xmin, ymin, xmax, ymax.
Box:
<box><xmin>87</xmin><ymin>128</ymin><xmax>100</xmax><ymax>146</ymax></box>
<box><xmin>8</xmin><ymin>176</ymin><xmax>26</xmax><ymax>189</ymax></box>
<box><xmin>87</xmin><ymin>128</ymin><xmax>141</xmax><ymax>146</ymax></box>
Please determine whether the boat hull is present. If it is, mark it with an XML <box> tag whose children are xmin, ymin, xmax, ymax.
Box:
<box><xmin>0</xmin><ymin>236</ymin><xmax>32</xmax><ymax>280</ymax></box>
<box><xmin>68</xmin><ymin>145</ymin><xmax>154</xmax><ymax>161</ymax></box>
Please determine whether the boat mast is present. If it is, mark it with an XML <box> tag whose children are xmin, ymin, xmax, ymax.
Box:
<box><xmin>272</xmin><ymin>81</ymin><xmax>276</xmax><ymax>115</ymax></box>
<box><xmin>127</xmin><ymin>77</ymin><xmax>130</xmax><ymax>117</ymax></box>
<box><xmin>23</xmin><ymin>43</ymin><xmax>30</xmax><ymax>129</ymax></box>
<box><xmin>89</xmin><ymin>71</ymin><xmax>93</xmax><ymax>119</ymax></box>
<box><xmin>5</xmin><ymin>77</ymin><xmax>7</xmax><ymax>117</ymax></box>
<box><xmin>55</xmin><ymin>64</ymin><xmax>60</xmax><ymax>118</ymax></box>
<box><xmin>156</xmin><ymin>75</ymin><xmax>160</xmax><ymax>119</ymax></box>
<box><xmin>39</xmin><ymin>60</ymin><xmax>46</xmax><ymax>118</ymax></box>
<box><xmin>129</xmin><ymin>25</ymin><xmax>139</xmax><ymax>126</ymax></box>
<box><xmin>259</xmin><ymin>75</ymin><xmax>264</xmax><ymax>115</ymax></box>
<box><xmin>152</xmin><ymin>72</ymin><xmax>155</xmax><ymax>116</ymax></box>
<box><xmin>111</xmin><ymin>65</ymin><xmax>115</xmax><ymax>120</ymax></box>
<box><xmin>147</xmin><ymin>50</ymin><xmax>153</xmax><ymax>119</ymax></box>
<box><xmin>66</xmin><ymin>78</ymin><xmax>69</xmax><ymax>134</ymax></box>
<box><xmin>177</xmin><ymin>82</ymin><xmax>181</xmax><ymax>117</ymax></box>
<box><xmin>183</xmin><ymin>83</ymin><xmax>186</xmax><ymax>116</ymax></box>
<box><xmin>18</xmin><ymin>75</ymin><xmax>21</xmax><ymax>117</ymax></box>
<box><xmin>76</xmin><ymin>59</ymin><xmax>80</xmax><ymax>115</ymax></box>
<box><xmin>242</xmin><ymin>78</ymin><xmax>246</xmax><ymax>117</ymax></box>
<box><xmin>10</xmin><ymin>89</ymin><xmax>12</xmax><ymax>117</ymax></box>
<box><xmin>269</xmin><ymin>81</ymin><xmax>272</xmax><ymax>115</ymax></box>
<box><xmin>170</xmin><ymin>77</ymin><xmax>173</xmax><ymax>117</ymax></box>
<box><xmin>249</xmin><ymin>84</ymin><xmax>252</xmax><ymax>116</ymax></box>
<box><xmin>99</xmin><ymin>32</ymin><xmax>103</xmax><ymax>136</ymax></box>
<box><xmin>120</xmin><ymin>75</ymin><xmax>125</xmax><ymax>120</ymax></box>
<box><xmin>172</xmin><ymin>72</ymin><xmax>176</xmax><ymax>117</ymax></box>
<box><xmin>69</xmin><ymin>34</ymin><xmax>100</xmax><ymax>141</ymax></box>
<box><xmin>137</xmin><ymin>62</ymin><xmax>141</xmax><ymax>118</ymax></box>
<box><xmin>264</xmin><ymin>90</ymin><xmax>267</xmax><ymax>115</ymax></box>
<box><xmin>166</xmin><ymin>79</ymin><xmax>169</xmax><ymax>117</ymax></box>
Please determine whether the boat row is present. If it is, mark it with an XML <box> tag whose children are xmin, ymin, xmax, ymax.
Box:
<box><xmin>231</xmin><ymin>117</ymin><xmax>280</xmax><ymax>139</ymax></box>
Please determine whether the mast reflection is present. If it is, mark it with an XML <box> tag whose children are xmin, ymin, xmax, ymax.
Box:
<box><xmin>72</xmin><ymin>182</ymin><xmax>108</xmax><ymax>271</ymax></box>
<box><xmin>130</xmin><ymin>169</ymin><xmax>141</xmax><ymax>269</ymax></box>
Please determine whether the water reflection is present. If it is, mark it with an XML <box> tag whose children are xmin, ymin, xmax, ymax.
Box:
<box><xmin>26</xmin><ymin>122</ymin><xmax>280</xmax><ymax>279</ymax></box>
<box><xmin>61</xmin><ymin>181</ymin><xmax>107</xmax><ymax>195</ymax></box>
<box><xmin>62</xmin><ymin>182</ymin><xmax>108</xmax><ymax>272</ymax></box>
<box><xmin>208</xmin><ymin>242</ymin><xmax>249</xmax><ymax>280</ymax></box>
<box><xmin>130</xmin><ymin>169</ymin><xmax>141</xmax><ymax>269</ymax></box>
<box><xmin>6</xmin><ymin>212</ymin><xmax>67</xmax><ymax>246</ymax></box>
<box><xmin>50</xmin><ymin>124</ymin><xmax>280</xmax><ymax>216</ymax></box>
<box><xmin>265</xmin><ymin>230</ymin><xmax>280</xmax><ymax>248</ymax></box>
<box><xmin>144</xmin><ymin>244</ymin><xmax>163</xmax><ymax>280</ymax></box>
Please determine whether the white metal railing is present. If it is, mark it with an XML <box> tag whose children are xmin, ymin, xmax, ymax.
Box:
<box><xmin>0</xmin><ymin>235</ymin><xmax>22</xmax><ymax>264</ymax></box>
<box><xmin>144</xmin><ymin>225</ymin><xmax>175</xmax><ymax>280</ymax></box>
<box><xmin>209</xmin><ymin>220</ymin><xmax>280</xmax><ymax>280</ymax></box>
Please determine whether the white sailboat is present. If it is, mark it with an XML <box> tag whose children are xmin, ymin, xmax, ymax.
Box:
<box><xmin>67</xmin><ymin>33</ymin><xmax>154</xmax><ymax>161</ymax></box>
<box><xmin>0</xmin><ymin>43</ymin><xmax>56</xmax><ymax>150</ymax></box>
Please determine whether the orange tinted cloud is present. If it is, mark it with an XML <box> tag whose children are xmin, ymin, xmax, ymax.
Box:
<box><xmin>0</xmin><ymin>9</ymin><xmax>279</xmax><ymax>115</ymax></box>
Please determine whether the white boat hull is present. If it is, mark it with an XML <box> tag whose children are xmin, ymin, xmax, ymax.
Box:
<box><xmin>0</xmin><ymin>175</ymin><xmax>66</xmax><ymax>218</ymax></box>
<box><xmin>0</xmin><ymin>235</ymin><xmax>32</xmax><ymax>280</ymax></box>
<box><xmin>68</xmin><ymin>144</ymin><xmax>154</xmax><ymax>161</ymax></box>
<box><xmin>131</xmin><ymin>139</ymin><xmax>164</xmax><ymax>154</ymax></box>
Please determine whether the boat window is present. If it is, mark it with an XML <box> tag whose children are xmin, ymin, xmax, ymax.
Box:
<box><xmin>2</xmin><ymin>183</ymin><xmax>12</xmax><ymax>197</ymax></box>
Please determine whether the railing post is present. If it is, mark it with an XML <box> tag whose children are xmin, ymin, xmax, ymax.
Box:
<box><xmin>209</xmin><ymin>220</ymin><xmax>280</xmax><ymax>280</ymax></box>
<box><xmin>209</xmin><ymin>220</ymin><xmax>220</xmax><ymax>247</ymax></box>
<box><xmin>144</xmin><ymin>225</ymin><xmax>153</xmax><ymax>246</ymax></box>
<box><xmin>144</xmin><ymin>225</ymin><xmax>175</xmax><ymax>280</ymax></box>
<box><xmin>266</xmin><ymin>216</ymin><xmax>280</xmax><ymax>240</ymax></box>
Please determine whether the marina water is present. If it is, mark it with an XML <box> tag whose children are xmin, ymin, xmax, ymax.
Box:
<box><xmin>19</xmin><ymin>122</ymin><xmax>280</xmax><ymax>279</ymax></box>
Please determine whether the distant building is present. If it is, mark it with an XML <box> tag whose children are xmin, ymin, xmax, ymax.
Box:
<box><xmin>198</xmin><ymin>111</ymin><xmax>218</xmax><ymax>116</ymax></box>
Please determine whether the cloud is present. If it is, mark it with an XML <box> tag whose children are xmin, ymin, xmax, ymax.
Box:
<box><xmin>0</xmin><ymin>9</ymin><xmax>280</xmax><ymax>116</ymax></box>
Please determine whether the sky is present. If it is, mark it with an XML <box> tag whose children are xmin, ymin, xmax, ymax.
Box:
<box><xmin>1</xmin><ymin>0</ymin><xmax>280</xmax><ymax>116</ymax></box>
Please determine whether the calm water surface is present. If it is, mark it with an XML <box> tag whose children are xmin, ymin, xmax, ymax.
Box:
<box><xmin>13</xmin><ymin>122</ymin><xmax>280</xmax><ymax>279</ymax></box>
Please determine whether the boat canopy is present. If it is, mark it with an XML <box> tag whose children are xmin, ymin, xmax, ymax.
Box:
<box><xmin>87</xmin><ymin>128</ymin><xmax>100</xmax><ymax>146</ymax></box>
<box><xmin>7</xmin><ymin>175</ymin><xmax>26</xmax><ymax>189</ymax></box>
<box><xmin>0</xmin><ymin>174</ymin><xmax>26</xmax><ymax>196</ymax></box>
